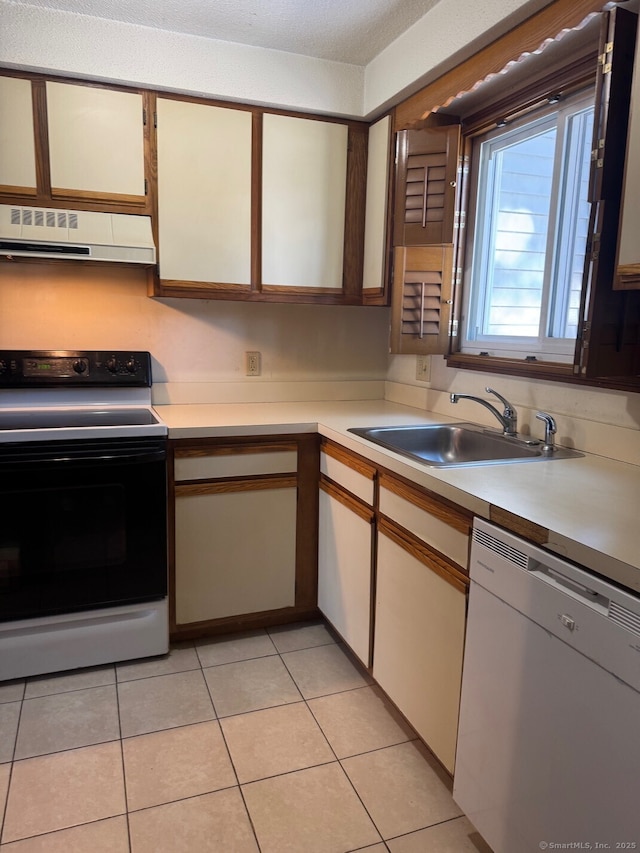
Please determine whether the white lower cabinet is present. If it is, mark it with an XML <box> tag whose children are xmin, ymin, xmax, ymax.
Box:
<box><xmin>172</xmin><ymin>440</ymin><xmax>309</xmax><ymax>631</ymax></box>
<box><xmin>175</xmin><ymin>485</ymin><xmax>297</xmax><ymax>624</ymax></box>
<box><xmin>373</xmin><ymin>522</ymin><xmax>467</xmax><ymax>775</ymax></box>
<box><xmin>318</xmin><ymin>486</ymin><xmax>373</xmax><ymax>666</ymax></box>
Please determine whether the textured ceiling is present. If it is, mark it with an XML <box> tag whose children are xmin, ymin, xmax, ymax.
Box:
<box><xmin>11</xmin><ymin>0</ymin><xmax>443</xmax><ymax>65</ymax></box>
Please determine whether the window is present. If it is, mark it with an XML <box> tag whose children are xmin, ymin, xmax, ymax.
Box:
<box><xmin>461</xmin><ymin>90</ymin><xmax>594</xmax><ymax>361</ymax></box>
<box><xmin>391</xmin><ymin>2</ymin><xmax>640</xmax><ymax>388</ymax></box>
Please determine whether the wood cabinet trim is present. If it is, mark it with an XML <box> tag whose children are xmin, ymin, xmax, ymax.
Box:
<box><xmin>320</xmin><ymin>475</ymin><xmax>376</xmax><ymax>523</ymax></box>
<box><xmin>489</xmin><ymin>506</ymin><xmax>549</xmax><ymax>545</ymax></box>
<box><xmin>172</xmin><ymin>604</ymin><xmax>320</xmax><ymax>640</ymax></box>
<box><xmin>251</xmin><ymin>110</ymin><xmax>262</xmax><ymax>291</ymax></box>
<box><xmin>378</xmin><ymin>516</ymin><xmax>468</xmax><ymax>593</ymax></box>
<box><xmin>175</xmin><ymin>473</ymin><xmax>297</xmax><ymax>497</ymax></box>
<box><xmin>343</xmin><ymin>123</ymin><xmax>368</xmax><ymax>298</ymax></box>
<box><xmin>321</xmin><ymin>439</ymin><xmax>377</xmax><ymax>479</ymax></box>
<box><xmin>379</xmin><ymin>472</ymin><xmax>473</xmax><ymax>535</ymax></box>
<box><xmin>31</xmin><ymin>79</ymin><xmax>51</xmax><ymax>198</ymax></box>
<box><xmin>394</xmin><ymin>0</ymin><xmax>608</xmax><ymax>130</ymax></box>
<box><xmin>152</xmin><ymin>282</ymin><xmax>362</xmax><ymax>303</ymax></box>
<box><xmin>49</xmin><ymin>187</ymin><xmax>147</xmax><ymax>210</ymax></box>
<box><xmin>174</xmin><ymin>441</ymin><xmax>299</xmax><ymax>459</ymax></box>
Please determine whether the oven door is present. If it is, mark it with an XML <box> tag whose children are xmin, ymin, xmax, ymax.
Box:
<box><xmin>0</xmin><ymin>437</ymin><xmax>168</xmax><ymax>622</ymax></box>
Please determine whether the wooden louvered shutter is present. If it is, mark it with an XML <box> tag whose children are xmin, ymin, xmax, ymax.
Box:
<box><xmin>390</xmin><ymin>246</ymin><xmax>454</xmax><ymax>354</ymax></box>
<box><xmin>394</xmin><ymin>124</ymin><xmax>460</xmax><ymax>246</ymax></box>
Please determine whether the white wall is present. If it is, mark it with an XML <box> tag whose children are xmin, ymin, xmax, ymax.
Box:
<box><xmin>0</xmin><ymin>1</ymin><xmax>364</xmax><ymax>118</ymax></box>
<box><xmin>0</xmin><ymin>0</ymin><xmax>549</xmax><ymax>118</ymax></box>
<box><xmin>0</xmin><ymin>264</ymin><xmax>391</xmax><ymax>392</ymax></box>
<box><xmin>363</xmin><ymin>0</ymin><xmax>554</xmax><ymax>116</ymax></box>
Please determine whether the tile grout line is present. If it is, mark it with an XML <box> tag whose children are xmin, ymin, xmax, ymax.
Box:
<box><xmin>114</xmin><ymin>674</ymin><xmax>134</xmax><ymax>853</ymax></box>
<box><xmin>0</xmin><ymin>681</ymin><xmax>25</xmax><ymax>845</ymax></box>
<box><xmin>272</xmin><ymin>629</ymin><xmax>445</xmax><ymax>846</ymax></box>
<box><xmin>274</xmin><ymin>638</ymin><xmax>387</xmax><ymax>849</ymax></box>
<box><xmin>197</xmin><ymin>646</ymin><xmax>264</xmax><ymax>853</ymax></box>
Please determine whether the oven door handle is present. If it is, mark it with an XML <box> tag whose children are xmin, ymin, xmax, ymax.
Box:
<box><xmin>0</xmin><ymin>448</ymin><xmax>166</xmax><ymax>467</ymax></box>
<box><xmin>48</xmin><ymin>450</ymin><xmax>167</xmax><ymax>465</ymax></box>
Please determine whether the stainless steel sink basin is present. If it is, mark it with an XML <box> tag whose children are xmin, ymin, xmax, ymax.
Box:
<box><xmin>347</xmin><ymin>423</ymin><xmax>583</xmax><ymax>468</ymax></box>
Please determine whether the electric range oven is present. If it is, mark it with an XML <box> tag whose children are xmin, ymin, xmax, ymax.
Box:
<box><xmin>0</xmin><ymin>350</ymin><xmax>169</xmax><ymax>681</ymax></box>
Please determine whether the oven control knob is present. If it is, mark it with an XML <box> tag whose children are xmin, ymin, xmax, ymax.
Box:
<box><xmin>125</xmin><ymin>359</ymin><xmax>138</xmax><ymax>374</ymax></box>
<box><xmin>106</xmin><ymin>357</ymin><xmax>118</xmax><ymax>374</ymax></box>
<box><xmin>73</xmin><ymin>360</ymin><xmax>87</xmax><ymax>374</ymax></box>
<box><xmin>0</xmin><ymin>359</ymin><xmax>6</xmax><ymax>375</ymax></box>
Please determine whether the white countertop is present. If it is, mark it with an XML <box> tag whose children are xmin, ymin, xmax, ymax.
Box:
<box><xmin>156</xmin><ymin>399</ymin><xmax>640</xmax><ymax>592</ymax></box>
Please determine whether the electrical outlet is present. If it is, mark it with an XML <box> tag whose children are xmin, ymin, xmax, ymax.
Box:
<box><xmin>416</xmin><ymin>355</ymin><xmax>430</xmax><ymax>382</ymax></box>
<box><xmin>245</xmin><ymin>351</ymin><xmax>261</xmax><ymax>376</ymax></box>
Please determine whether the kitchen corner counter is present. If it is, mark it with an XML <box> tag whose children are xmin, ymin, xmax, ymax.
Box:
<box><xmin>156</xmin><ymin>399</ymin><xmax>640</xmax><ymax>592</ymax></box>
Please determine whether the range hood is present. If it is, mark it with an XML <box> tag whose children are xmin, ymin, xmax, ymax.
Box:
<box><xmin>0</xmin><ymin>205</ymin><xmax>156</xmax><ymax>265</ymax></box>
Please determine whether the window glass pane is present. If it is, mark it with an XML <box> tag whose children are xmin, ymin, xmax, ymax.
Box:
<box><xmin>464</xmin><ymin>91</ymin><xmax>594</xmax><ymax>359</ymax></box>
<box><xmin>479</xmin><ymin>125</ymin><xmax>556</xmax><ymax>337</ymax></box>
<box><xmin>548</xmin><ymin>107</ymin><xmax>594</xmax><ymax>338</ymax></box>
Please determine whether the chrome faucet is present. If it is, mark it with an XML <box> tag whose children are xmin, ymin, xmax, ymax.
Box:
<box><xmin>535</xmin><ymin>411</ymin><xmax>557</xmax><ymax>453</ymax></box>
<box><xmin>449</xmin><ymin>387</ymin><xmax>518</xmax><ymax>436</ymax></box>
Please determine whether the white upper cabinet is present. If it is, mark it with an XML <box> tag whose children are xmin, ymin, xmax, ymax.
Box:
<box><xmin>362</xmin><ymin>114</ymin><xmax>391</xmax><ymax>295</ymax></box>
<box><xmin>46</xmin><ymin>81</ymin><xmax>146</xmax><ymax>199</ymax></box>
<box><xmin>156</xmin><ymin>98</ymin><xmax>253</xmax><ymax>285</ymax></box>
<box><xmin>262</xmin><ymin>113</ymin><xmax>347</xmax><ymax>290</ymax></box>
<box><xmin>0</xmin><ymin>76</ymin><xmax>37</xmax><ymax>193</ymax></box>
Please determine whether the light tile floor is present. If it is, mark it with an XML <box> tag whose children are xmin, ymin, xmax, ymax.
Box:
<box><xmin>0</xmin><ymin>621</ymin><xmax>492</xmax><ymax>852</ymax></box>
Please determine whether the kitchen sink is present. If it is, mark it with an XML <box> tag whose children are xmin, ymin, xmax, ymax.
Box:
<box><xmin>347</xmin><ymin>423</ymin><xmax>583</xmax><ymax>468</ymax></box>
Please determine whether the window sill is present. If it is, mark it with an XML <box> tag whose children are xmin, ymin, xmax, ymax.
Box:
<box><xmin>446</xmin><ymin>352</ymin><xmax>577</xmax><ymax>382</ymax></box>
<box><xmin>446</xmin><ymin>352</ymin><xmax>640</xmax><ymax>392</ymax></box>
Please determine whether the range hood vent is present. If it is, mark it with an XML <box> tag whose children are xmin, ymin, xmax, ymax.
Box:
<box><xmin>0</xmin><ymin>205</ymin><xmax>156</xmax><ymax>265</ymax></box>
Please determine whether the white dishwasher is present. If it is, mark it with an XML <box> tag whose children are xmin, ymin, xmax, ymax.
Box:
<box><xmin>454</xmin><ymin>517</ymin><xmax>640</xmax><ymax>853</ymax></box>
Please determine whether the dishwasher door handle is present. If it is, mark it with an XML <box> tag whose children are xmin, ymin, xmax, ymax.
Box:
<box><xmin>528</xmin><ymin>562</ymin><xmax>609</xmax><ymax>614</ymax></box>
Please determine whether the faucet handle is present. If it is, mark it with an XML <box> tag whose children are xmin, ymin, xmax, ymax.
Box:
<box><xmin>535</xmin><ymin>411</ymin><xmax>556</xmax><ymax>450</ymax></box>
<box><xmin>485</xmin><ymin>387</ymin><xmax>515</xmax><ymax>414</ymax></box>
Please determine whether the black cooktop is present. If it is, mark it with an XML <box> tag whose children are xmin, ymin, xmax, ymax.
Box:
<box><xmin>0</xmin><ymin>408</ymin><xmax>160</xmax><ymax>431</ymax></box>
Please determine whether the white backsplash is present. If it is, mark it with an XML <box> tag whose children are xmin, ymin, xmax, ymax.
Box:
<box><xmin>0</xmin><ymin>264</ymin><xmax>390</xmax><ymax>391</ymax></box>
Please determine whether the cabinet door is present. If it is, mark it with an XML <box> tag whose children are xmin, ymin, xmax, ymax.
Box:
<box><xmin>46</xmin><ymin>81</ymin><xmax>146</xmax><ymax>202</ymax></box>
<box><xmin>157</xmin><ymin>98</ymin><xmax>253</xmax><ymax>287</ymax></box>
<box><xmin>578</xmin><ymin>5</ymin><xmax>640</xmax><ymax>382</ymax></box>
<box><xmin>362</xmin><ymin>115</ymin><xmax>392</xmax><ymax>303</ymax></box>
<box><xmin>318</xmin><ymin>486</ymin><xmax>373</xmax><ymax>666</ymax></box>
<box><xmin>393</xmin><ymin>123</ymin><xmax>460</xmax><ymax>247</ymax></box>
<box><xmin>390</xmin><ymin>244</ymin><xmax>454</xmax><ymax>354</ymax></box>
<box><xmin>615</xmin><ymin>8</ymin><xmax>640</xmax><ymax>289</ymax></box>
<box><xmin>262</xmin><ymin>113</ymin><xmax>348</xmax><ymax>291</ymax></box>
<box><xmin>0</xmin><ymin>76</ymin><xmax>37</xmax><ymax>195</ymax></box>
<box><xmin>374</xmin><ymin>523</ymin><xmax>467</xmax><ymax>773</ymax></box>
<box><xmin>175</xmin><ymin>483</ymin><xmax>297</xmax><ymax>624</ymax></box>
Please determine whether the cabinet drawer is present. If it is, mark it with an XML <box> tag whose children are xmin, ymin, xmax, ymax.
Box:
<box><xmin>175</xmin><ymin>449</ymin><xmax>297</xmax><ymax>481</ymax></box>
<box><xmin>379</xmin><ymin>483</ymin><xmax>470</xmax><ymax>570</ymax></box>
<box><xmin>320</xmin><ymin>447</ymin><xmax>375</xmax><ymax>506</ymax></box>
